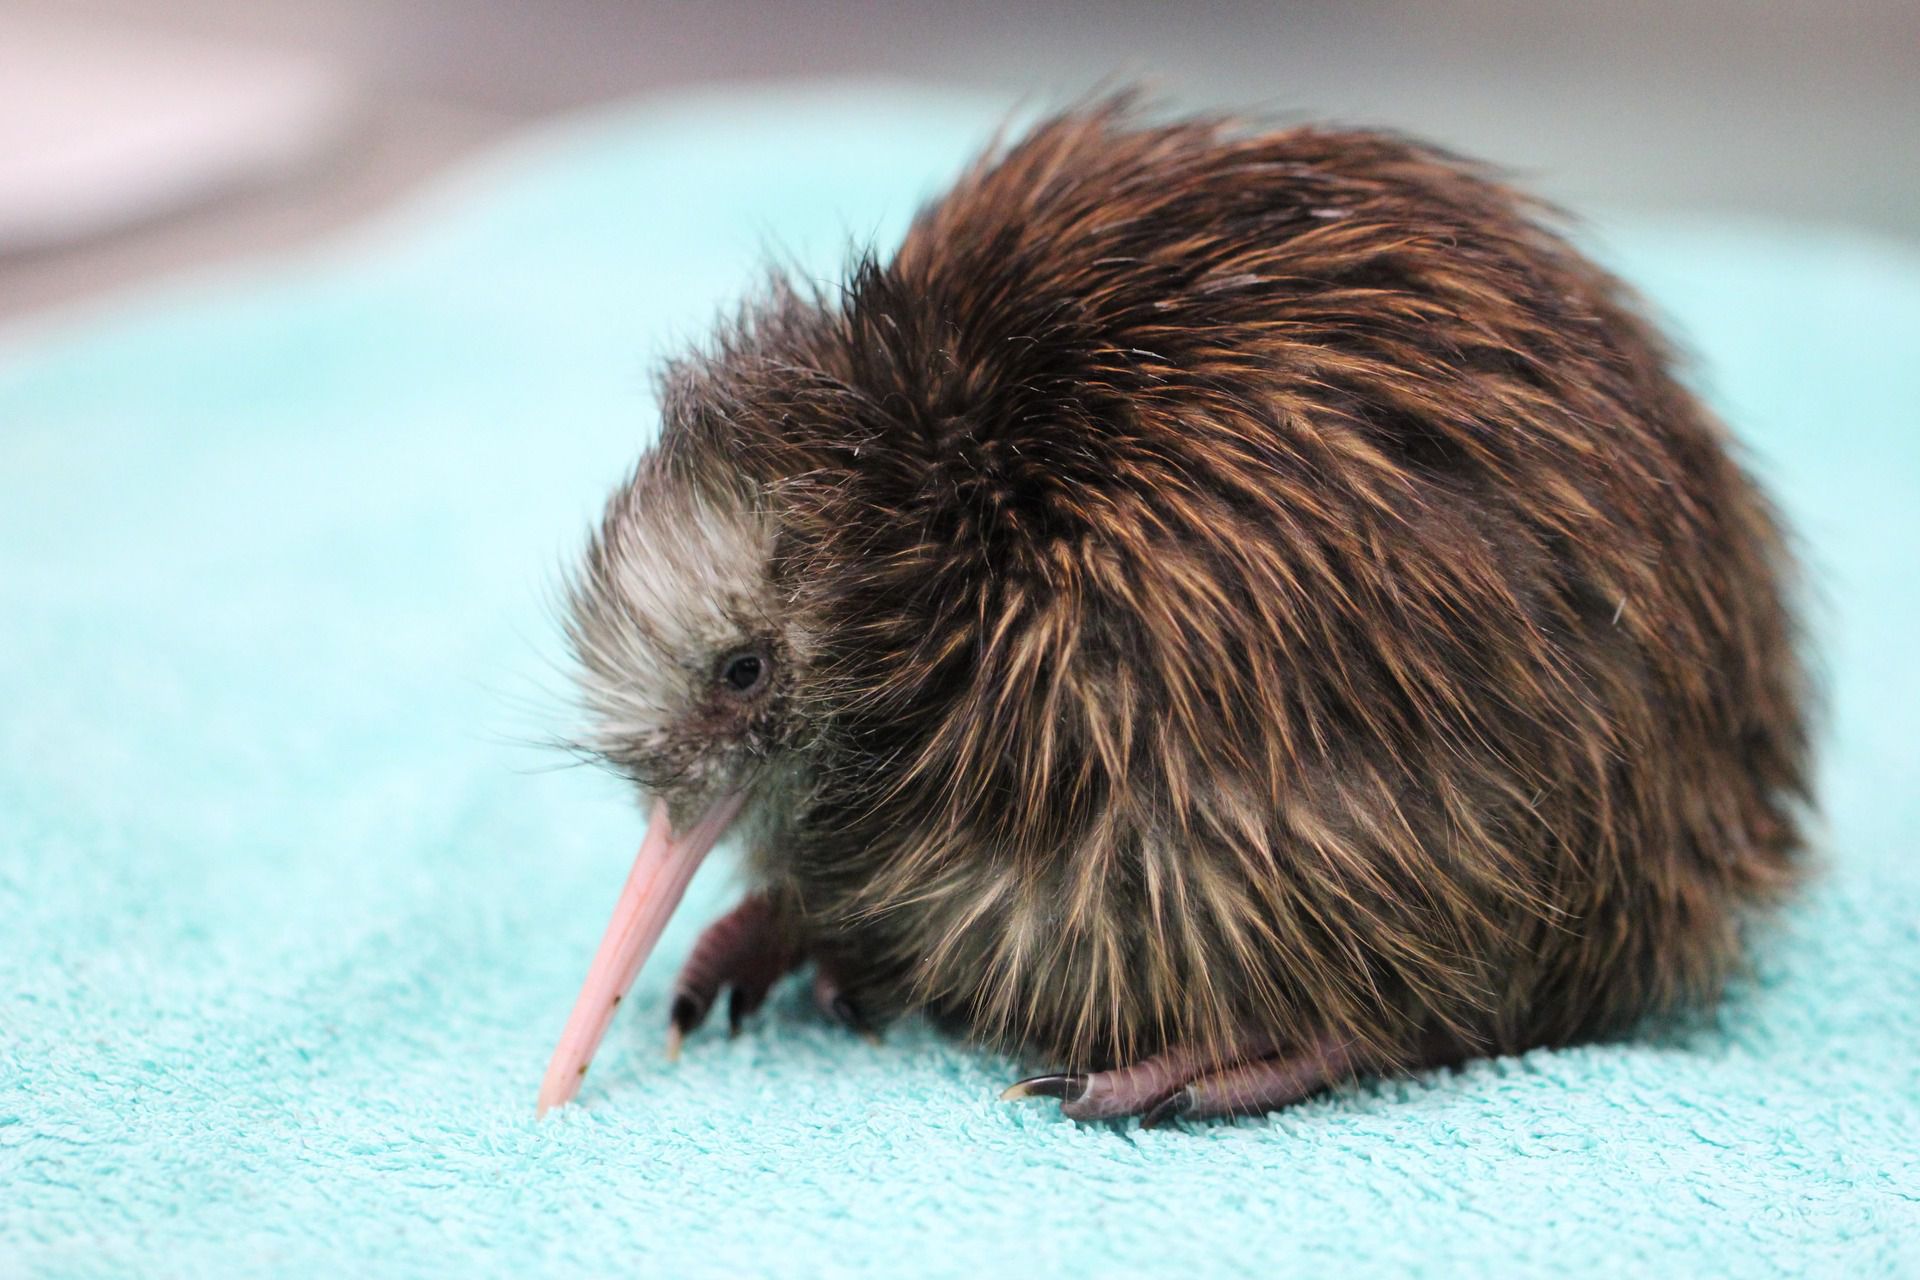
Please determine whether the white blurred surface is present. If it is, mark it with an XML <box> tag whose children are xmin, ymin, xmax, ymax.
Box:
<box><xmin>0</xmin><ymin>0</ymin><xmax>1914</xmax><ymax>327</ymax></box>
<box><xmin>0</xmin><ymin>10</ymin><xmax>358</xmax><ymax>253</ymax></box>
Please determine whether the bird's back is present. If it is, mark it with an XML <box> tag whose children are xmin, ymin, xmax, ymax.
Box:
<box><xmin>678</xmin><ymin>102</ymin><xmax>1808</xmax><ymax>1071</ymax></box>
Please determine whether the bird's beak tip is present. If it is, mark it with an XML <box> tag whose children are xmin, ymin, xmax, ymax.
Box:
<box><xmin>533</xmin><ymin>791</ymin><xmax>747</xmax><ymax>1115</ymax></box>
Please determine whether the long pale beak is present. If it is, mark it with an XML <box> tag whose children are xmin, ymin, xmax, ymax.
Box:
<box><xmin>536</xmin><ymin>791</ymin><xmax>746</xmax><ymax>1116</ymax></box>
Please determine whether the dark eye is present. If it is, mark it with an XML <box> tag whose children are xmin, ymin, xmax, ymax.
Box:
<box><xmin>718</xmin><ymin>649</ymin><xmax>769</xmax><ymax>696</ymax></box>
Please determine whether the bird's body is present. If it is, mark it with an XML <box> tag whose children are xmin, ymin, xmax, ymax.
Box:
<box><xmin>540</xmin><ymin>102</ymin><xmax>1809</xmax><ymax>1123</ymax></box>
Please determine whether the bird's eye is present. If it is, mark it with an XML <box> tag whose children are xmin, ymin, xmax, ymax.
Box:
<box><xmin>718</xmin><ymin>649</ymin><xmax>770</xmax><ymax>696</ymax></box>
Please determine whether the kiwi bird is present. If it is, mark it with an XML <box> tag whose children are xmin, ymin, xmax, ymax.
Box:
<box><xmin>535</xmin><ymin>100</ymin><xmax>1810</xmax><ymax>1125</ymax></box>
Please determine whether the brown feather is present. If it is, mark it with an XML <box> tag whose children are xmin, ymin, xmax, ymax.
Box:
<box><xmin>573</xmin><ymin>98</ymin><xmax>1811</xmax><ymax>1077</ymax></box>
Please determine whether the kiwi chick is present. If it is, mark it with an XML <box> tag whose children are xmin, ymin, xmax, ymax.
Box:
<box><xmin>534</xmin><ymin>100</ymin><xmax>1810</xmax><ymax>1126</ymax></box>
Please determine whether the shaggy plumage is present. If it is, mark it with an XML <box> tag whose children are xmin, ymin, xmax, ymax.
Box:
<box><xmin>565</xmin><ymin>99</ymin><xmax>1810</xmax><ymax>1110</ymax></box>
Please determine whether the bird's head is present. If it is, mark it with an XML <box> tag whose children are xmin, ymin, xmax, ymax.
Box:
<box><xmin>537</xmin><ymin>431</ymin><xmax>809</xmax><ymax>1112</ymax></box>
<box><xmin>564</xmin><ymin>457</ymin><xmax>796</xmax><ymax>830</ymax></box>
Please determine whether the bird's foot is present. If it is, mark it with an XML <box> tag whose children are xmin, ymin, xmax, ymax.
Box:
<box><xmin>1001</xmin><ymin>1034</ymin><xmax>1360</xmax><ymax>1127</ymax></box>
<box><xmin>665</xmin><ymin>890</ymin><xmax>802</xmax><ymax>1057</ymax></box>
<box><xmin>811</xmin><ymin>967</ymin><xmax>882</xmax><ymax>1044</ymax></box>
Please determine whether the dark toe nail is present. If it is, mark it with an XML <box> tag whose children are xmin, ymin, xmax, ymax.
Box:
<box><xmin>1140</xmin><ymin>1088</ymin><xmax>1193</xmax><ymax>1130</ymax></box>
<box><xmin>829</xmin><ymin>994</ymin><xmax>868</xmax><ymax>1032</ymax></box>
<box><xmin>669</xmin><ymin>993</ymin><xmax>706</xmax><ymax>1033</ymax></box>
<box><xmin>728</xmin><ymin>986</ymin><xmax>768</xmax><ymax>1036</ymax></box>
<box><xmin>999</xmin><ymin>1073</ymin><xmax>1088</xmax><ymax>1103</ymax></box>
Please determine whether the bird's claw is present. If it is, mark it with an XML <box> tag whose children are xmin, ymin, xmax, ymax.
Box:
<box><xmin>665</xmin><ymin>994</ymin><xmax>704</xmax><ymax>1061</ymax></box>
<box><xmin>1139</xmin><ymin>1086</ymin><xmax>1194</xmax><ymax>1130</ymax></box>
<box><xmin>664</xmin><ymin>892</ymin><xmax>800</xmax><ymax>1057</ymax></box>
<box><xmin>999</xmin><ymin>1073</ymin><xmax>1087</xmax><ymax>1103</ymax></box>
<box><xmin>1000</xmin><ymin>1035</ymin><xmax>1356</xmax><ymax>1126</ymax></box>
<box><xmin>727</xmin><ymin>983</ymin><xmax>773</xmax><ymax>1036</ymax></box>
<box><xmin>814</xmin><ymin>971</ymin><xmax>883</xmax><ymax>1045</ymax></box>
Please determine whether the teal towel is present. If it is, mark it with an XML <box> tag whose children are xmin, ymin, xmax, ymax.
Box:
<box><xmin>3</xmin><ymin>86</ymin><xmax>1916</xmax><ymax>1278</ymax></box>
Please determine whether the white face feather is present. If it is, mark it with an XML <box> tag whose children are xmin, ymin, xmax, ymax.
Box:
<box><xmin>565</xmin><ymin>463</ymin><xmax>777</xmax><ymax>786</ymax></box>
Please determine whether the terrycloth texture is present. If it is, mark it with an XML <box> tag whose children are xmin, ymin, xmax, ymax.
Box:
<box><xmin>2</xmin><ymin>86</ymin><xmax>1916</xmax><ymax>1278</ymax></box>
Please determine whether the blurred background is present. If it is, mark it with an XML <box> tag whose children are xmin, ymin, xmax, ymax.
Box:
<box><xmin>1</xmin><ymin>0</ymin><xmax>1915</xmax><ymax>329</ymax></box>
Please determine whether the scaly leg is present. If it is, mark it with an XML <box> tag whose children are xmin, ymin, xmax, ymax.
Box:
<box><xmin>665</xmin><ymin>891</ymin><xmax>802</xmax><ymax>1057</ymax></box>
<box><xmin>1003</xmin><ymin>1033</ymin><xmax>1359</xmax><ymax>1127</ymax></box>
<box><xmin>1139</xmin><ymin>1038</ymin><xmax>1360</xmax><ymax>1127</ymax></box>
